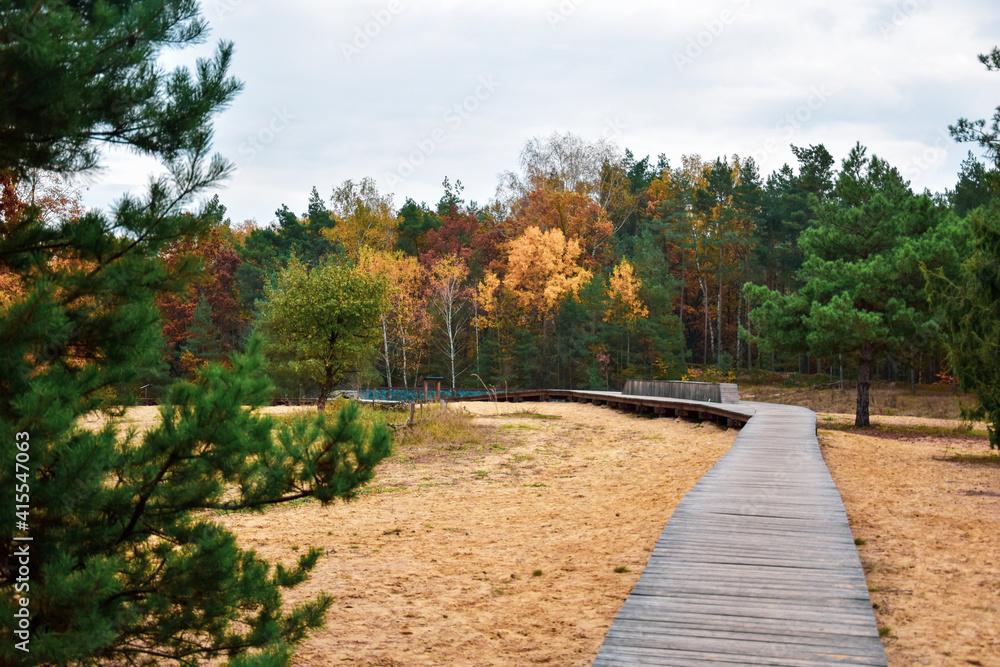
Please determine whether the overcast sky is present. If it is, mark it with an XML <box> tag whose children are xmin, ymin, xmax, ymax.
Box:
<box><xmin>84</xmin><ymin>0</ymin><xmax>1000</xmax><ymax>225</ymax></box>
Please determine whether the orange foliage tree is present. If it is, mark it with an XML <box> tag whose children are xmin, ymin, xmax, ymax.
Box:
<box><xmin>478</xmin><ymin>226</ymin><xmax>593</xmax><ymax>382</ymax></box>
<box><xmin>1</xmin><ymin>169</ymin><xmax>88</xmax><ymax>305</ymax></box>
<box><xmin>502</xmin><ymin>226</ymin><xmax>592</xmax><ymax>329</ymax></box>
<box><xmin>647</xmin><ymin>154</ymin><xmax>758</xmax><ymax>366</ymax></box>
<box><xmin>508</xmin><ymin>187</ymin><xmax>614</xmax><ymax>266</ymax></box>
<box><xmin>156</xmin><ymin>217</ymin><xmax>244</xmax><ymax>374</ymax></box>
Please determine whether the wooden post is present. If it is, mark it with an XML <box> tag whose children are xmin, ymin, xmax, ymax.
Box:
<box><xmin>423</xmin><ymin>380</ymin><xmax>428</xmax><ymax>401</ymax></box>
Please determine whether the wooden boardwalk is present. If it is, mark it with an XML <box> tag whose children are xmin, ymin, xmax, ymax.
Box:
<box><xmin>593</xmin><ymin>400</ymin><xmax>887</xmax><ymax>666</ymax></box>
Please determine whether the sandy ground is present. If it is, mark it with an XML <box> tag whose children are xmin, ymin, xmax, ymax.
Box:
<box><xmin>819</xmin><ymin>418</ymin><xmax>1000</xmax><ymax>667</ymax></box>
<box><xmin>219</xmin><ymin>402</ymin><xmax>737</xmax><ymax>666</ymax></box>
<box><xmin>87</xmin><ymin>403</ymin><xmax>1000</xmax><ymax>664</ymax></box>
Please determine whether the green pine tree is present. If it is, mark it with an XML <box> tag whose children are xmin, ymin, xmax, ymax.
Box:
<box><xmin>746</xmin><ymin>144</ymin><xmax>962</xmax><ymax>426</ymax></box>
<box><xmin>179</xmin><ymin>295</ymin><xmax>223</xmax><ymax>374</ymax></box>
<box><xmin>1</xmin><ymin>2</ymin><xmax>391</xmax><ymax>664</ymax></box>
<box><xmin>926</xmin><ymin>204</ymin><xmax>1000</xmax><ymax>448</ymax></box>
<box><xmin>931</xmin><ymin>45</ymin><xmax>1000</xmax><ymax>448</ymax></box>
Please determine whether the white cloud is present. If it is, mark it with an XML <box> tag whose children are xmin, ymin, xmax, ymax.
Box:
<box><xmin>85</xmin><ymin>0</ymin><xmax>1000</xmax><ymax>224</ymax></box>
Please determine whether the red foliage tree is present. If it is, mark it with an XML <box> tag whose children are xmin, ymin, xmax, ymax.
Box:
<box><xmin>157</xmin><ymin>220</ymin><xmax>244</xmax><ymax>371</ymax></box>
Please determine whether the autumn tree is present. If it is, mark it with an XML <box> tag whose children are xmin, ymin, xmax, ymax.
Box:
<box><xmin>501</xmin><ymin>226</ymin><xmax>593</xmax><ymax>332</ymax></box>
<box><xmin>258</xmin><ymin>257</ymin><xmax>388</xmax><ymax>411</ymax></box>
<box><xmin>358</xmin><ymin>249</ymin><xmax>430</xmax><ymax>389</ymax></box>
<box><xmin>498</xmin><ymin>133</ymin><xmax>641</xmax><ymax>258</ymax></box>
<box><xmin>604</xmin><ymin>259</ymin><xmax>650</xmax><ymax>376</ymax></box>
<box><xmin>648</xmin><ymin>153</ymin><xmax>761</xmax><ymax>367</ymax></box>
<box><xmin>508</xmin><ymin>187</ymin><xmax>615</xmax><ymax>265</ymax></box>
<box><xmin>157</xmin><ymin>200</ymin><xmax>245</xmax><ymax>369</ymax></box>
<box><xmin>324</xmin><ymin>177</ymin><xmax>398</xmax><ymax>260</ymax></box>
<box><xmin>648</xmin><ymin>155</ymin><xmax>714</xmax><ymax>361</ymax></box>
<box><xmin>428</xmin><ymin>256</ymin><xmax>472</xmax><ymax>390</ymax></box>
<box><xmin>421</xmin><ymin>204</ymin><xmax>502</xmax><ymax>282</ymax></box>
<box><xmin>477</xmin><ymin>271</ymin><xmax>520</xmax><ymax>384</ymax></box>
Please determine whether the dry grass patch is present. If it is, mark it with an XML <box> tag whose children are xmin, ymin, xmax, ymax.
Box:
<box><xmin>821</xmin><ymin>422</ymin><xmax>1000</xmax><ymax>665</ymax></box>
<box><xmin>741</xmin><ymin>381</ymin><xmax>977</xmax><ymax>420</ymax></box>
<box><xmin>218</xmin><ymin>401</ymin><xmax>737</xmax><ymax>666</ymax></box>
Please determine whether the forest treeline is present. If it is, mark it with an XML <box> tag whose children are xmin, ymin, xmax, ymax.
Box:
<box><xmin>5</xmin><ymin>133</ymin><xmax>992</xmax><ymax>402</ymax></box>
<box><xmin>99</xmin><ymin>138</ymin><xmax>1000</xmax><ymax>395</ymax></box>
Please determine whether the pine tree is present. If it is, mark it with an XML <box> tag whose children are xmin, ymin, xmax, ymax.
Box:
<box><xmin>1</xmin><ymin>2</ymin><xmax>391</xmax><ymax>664</ymax></box>
<box><xmin>926</xmin><ymin>204</ymin><xmax>1000</xmax><ymax>448</ymax></box>
<box><xmin>932</xmin><ymin>45</ymin><xmax>1000</xmax><ymax>448</ymax></box>
<box><xmin>747</xmin><ymin>145</ymin><xmax>960</xmax><ymax>426</ymax></box>
<box><xmin>179</xmin><ymin>295</ymin><xmax>223</xmax><ymax>376</ymax></box>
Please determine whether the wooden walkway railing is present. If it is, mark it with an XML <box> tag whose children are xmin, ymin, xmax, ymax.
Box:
<box><xmin>593</xmin><ymin>400</ymin><xmax>887</xmax><ymax>666</ymax></box>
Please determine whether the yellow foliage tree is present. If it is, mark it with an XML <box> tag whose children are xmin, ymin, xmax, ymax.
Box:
<box><xmin>605</xmin><ymin>259</ymin><xmax>649</xmax><ymax>380</ymax></box>
<box><xmin>507</xmin><ymin>187</ymin><xmax>614</xmax><ymax>264</ymax></box>
<box><xmin>605</xmin><ymin>259</ymin><xmax>649</xmax><ymax>329</ymax></box>
<box><xmin>477</xmin><ymin>270</ymin><xmax>520</xmax><ymax>383</ymax></box>
<box><xmin>504</xmin><ymin>226</ymin><xmax>592</xmax><ymax>327</ymax></box>
<box><xmin>323</xmin><ymin>177</ymin><xmax>399</xmax><ymax>260</ymax></box>
<box><xmin>477</xmin><ymin>227</ymin><xmax>593</xmax><ymax>383</ymax></box>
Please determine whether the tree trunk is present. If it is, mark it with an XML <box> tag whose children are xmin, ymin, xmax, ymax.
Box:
<box><xmin>910</xmin><ymin>366</ymin><xmax>917</xmax><ymax>395</ymax></box>
<box><xmin>736</xmin><ymin>289</ymin><xmax>742</xmax><ymax>371</ymax></box>
<box><xmin>400</xmin><ymin>330</ymin><xmax>409</xmax><ymax>389</ymax></box>
<box><xmin>473</xmin><ymin>294</ymin><xmax>480</xmax><ymax>377</ymax></box>
<box><xmin>679</xmin><ymin>257</ymin><xmax>686</xmax><ymax>328</ymax></box>
<box><xmin>716</xmin><ymin>270</ymin><xmax>723</xmax><ymax>366</ymax></box>
<box><xmin>448</xmin><ymin>310</ymin><xmax>457</xmax><ymax>391</ymax></box>
<box><xmin>381</xmin><ymin>315</ymin><xmax>392</xmax><ymax>388</ymax></box>
<box><xmin>700</xmin><ymin>277</ymin><xmax>709</xmax><ymax>364</ymax></box>
<box><xmin>855</xmin><ymin>341</ymin><xmax>874</xmax><ymax>427</ymax></box>
<box><xmin>317</xmin><ymin>364</ymin><xmax>334</xmax><ymax>413</ymax></box>
<box><xmin>839</xmin><ymin>355</ymin><xmax>845</xmax><ymax>395</ymax></box>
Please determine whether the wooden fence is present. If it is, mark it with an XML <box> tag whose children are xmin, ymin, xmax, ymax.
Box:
<box><xmin>622</xmin><ymin>380</ymin><xmax>739</xmax><ymax>404</ymax></box>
